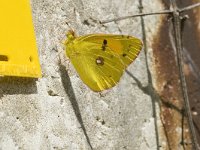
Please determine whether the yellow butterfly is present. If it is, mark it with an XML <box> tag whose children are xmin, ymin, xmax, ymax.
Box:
<box><xmin>65</xmin><ymin>30</ymin><xmax>143</xmax><ymax>92</ymax></box>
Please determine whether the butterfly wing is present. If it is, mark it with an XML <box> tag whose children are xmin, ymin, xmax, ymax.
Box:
<box><xmin>66</xmin><ymin>34</ymin><xmax>142</xmax><ymax>91</ymax></box>
<box><xmin>76</xmin><ymin>34</ymin><xmax>143</xmax><ymax>66</ymax></box>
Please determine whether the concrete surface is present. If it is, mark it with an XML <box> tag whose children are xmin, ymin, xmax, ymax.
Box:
<box><xmin>0</xmin><ymin>0</ymin><xmax>166</xmax><ymax>149</ymax></box>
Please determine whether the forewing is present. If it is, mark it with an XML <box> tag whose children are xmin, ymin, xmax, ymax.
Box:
<box><xmin>77</xmin><ymin>34</ymin><xmax>143</xmax><ymax>66</ymax></box>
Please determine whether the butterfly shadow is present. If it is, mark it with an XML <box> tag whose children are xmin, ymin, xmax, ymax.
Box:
<box><xmin>58</xmin><ymin>61</ymin><xmax>93</xmax><ymax>150</ymax></box>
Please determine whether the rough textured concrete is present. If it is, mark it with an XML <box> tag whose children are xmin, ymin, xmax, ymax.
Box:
<box><xmin>0</xmin><ymin>0</ymin><xmax>165</xmax><ymax>149</ymax></box>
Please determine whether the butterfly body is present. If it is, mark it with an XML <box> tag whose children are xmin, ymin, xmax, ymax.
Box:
<box><xmin>65</xmin><ymin>30</ymin><xmax>143</xmax><ymax>92</ymax></box>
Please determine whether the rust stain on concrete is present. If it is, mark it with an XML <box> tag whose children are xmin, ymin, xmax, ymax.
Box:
<box><xmin>151</xmin><ymin>0</ymin><xmax>200</xmax><ymax>149</ymax></box>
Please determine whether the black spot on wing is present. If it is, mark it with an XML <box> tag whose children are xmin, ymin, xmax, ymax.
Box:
<box><xmin>103</xmin><ymin>39</ymin><xmax>107</xmax><ymax>45</ymax></box>
<box><xmin>96</xmin><ymin>56</ymin><xmax>104</xmax><ymax>65</ymax></box>
<box><xmin>102</xmin><ymin>39</ymin><xmax>107</xmax><ymax>51</ymax></box>
<box><xmin>122</xmin><ymin>53</ymin><xmax>127</xmax><ymax>57</ymax></box>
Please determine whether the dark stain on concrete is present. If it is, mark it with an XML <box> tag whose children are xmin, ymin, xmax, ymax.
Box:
<box><xmin>151</xmin><ymin>1</ymin><xmax>200</xmax><ymax>149</ymax></box>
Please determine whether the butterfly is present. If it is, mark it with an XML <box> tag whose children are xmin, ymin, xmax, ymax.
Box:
<box><xmin>65</xmin><ymin>30</ymin><xmax>143</xmax><ymax>92</ymax></box>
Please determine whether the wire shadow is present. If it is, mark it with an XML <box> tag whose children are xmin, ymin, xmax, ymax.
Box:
<box><xmin>58</xmin><ymin>61</ymin><xmax>93</xmax><ymax>150</ymax></box>
<box><xmin>126</xmin><ymin>70</ymin><xmax>183</xmax><ymax>114</ymax></box>
<box><xmin>138</xmin><ymin>1</ymin><xmax>161</xmax><ymax>149</ymax></box>
<box><xmin>126</xmin><ymin>70</ymin><xmax>187</xmax><ymax>149</ymax></box>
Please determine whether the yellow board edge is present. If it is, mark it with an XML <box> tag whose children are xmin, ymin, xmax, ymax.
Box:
<box><xmin>0</xmin><ymin>0</ymin><xmax>41</xmax><ymax>78</ymax></box>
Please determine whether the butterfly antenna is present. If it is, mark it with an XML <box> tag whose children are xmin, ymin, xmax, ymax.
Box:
<box><xmin>66</xmin><ymin>22</ymin><xmax>72</xmax><ymax>29</ymax></box>
<box><xmin>66</xmin><ymin>22</ymin><xmax>74</xmax><ymax>32</ymax></box>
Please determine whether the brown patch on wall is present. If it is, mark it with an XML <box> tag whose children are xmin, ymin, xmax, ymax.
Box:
<box><xmin>152</xmin><ymin>16</ymin><xmax>191</xmax><ymax>150</ymax></box>
<box><xmin>152</xmin><ymin>0</ymin><xmax>200</xmax><ymax>150</ymax></box>
<box><xmin>163</xmin><ymin>0</ymin><xmax>200</xmax><ymax>118</ymax></box>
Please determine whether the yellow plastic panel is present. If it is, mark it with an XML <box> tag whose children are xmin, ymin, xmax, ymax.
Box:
<box><xmin>0</xmin><ymin>0</ymin><xmax>41</xmax><ymax>78</ymax></box>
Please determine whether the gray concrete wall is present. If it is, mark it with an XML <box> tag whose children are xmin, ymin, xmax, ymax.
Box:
<box><xmin>0</xmin><ymin>0</ymin><xmax>167</xmax><ymax>149</ymax></box>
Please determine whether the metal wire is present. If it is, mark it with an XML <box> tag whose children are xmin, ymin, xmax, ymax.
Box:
<box><xmin>170</xmin><ymin>1</ymin><xmax>199</xmax><ymax>149</ymax></box>
<box><xmin>100</xmin><ymin>10</ymin><xmax>173</xmax><ymax>24</ymax></box>
<box><xmin>100</xmin><ymin>3</ymin><xmax>200</xmax><ymax>24</ymax></box>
